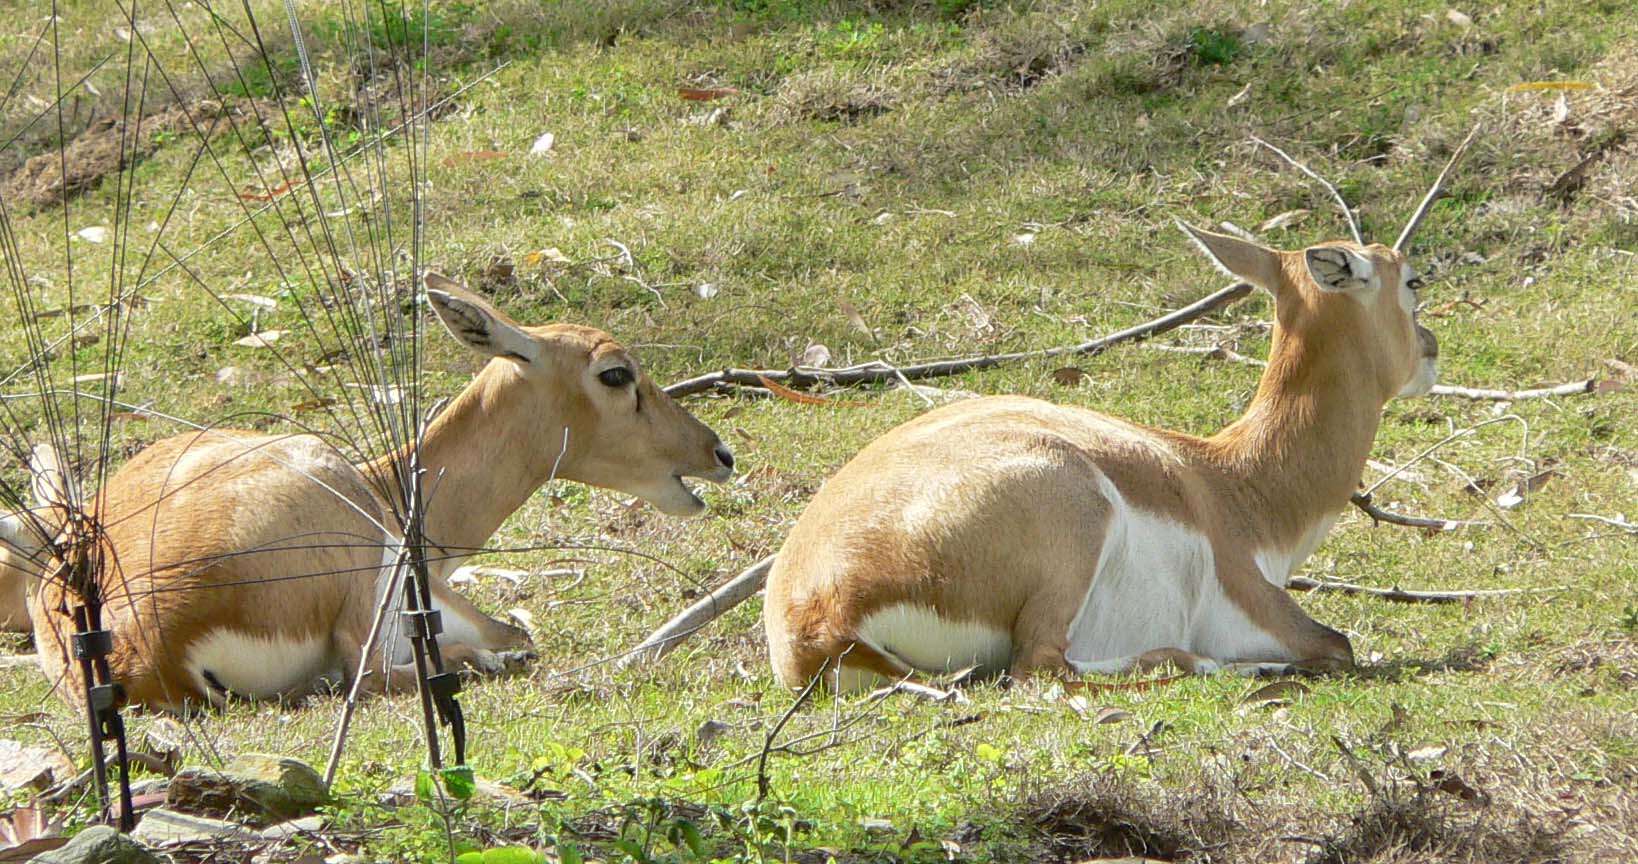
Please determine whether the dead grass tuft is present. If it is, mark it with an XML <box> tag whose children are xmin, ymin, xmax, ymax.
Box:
<box><xmin>956</xmin><ymin>6</ymin><xmax>1089</xmax><ymax>92</ymax></box>
<box><xmin>1026</xmin><ymin>773</ymin><xmax>1241</xmax><ymax>861</ymax></box>
<box><xmin>1309</xmin><ymin>794</ymin><xmax>1567</xmax><ymax>864</ymax></box>
<box><xmin>766</xmin><ymin>69</ymin><xmax>897</xmax><ymax>125</ymax></box>
<box><xmin>1481</xmin><ymin>41</ymin><xmax>1638</xmax><ymax>218</ymax></box>
<box><xmin>1</xmin><ymin>99</ymin><xmax>270</xmax><ymax>211</ymax></box>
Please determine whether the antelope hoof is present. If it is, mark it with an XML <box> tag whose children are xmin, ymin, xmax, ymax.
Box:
<box><xmin>462</xmin><ymin>648</ymin><xmax>536</xmax><ymax>677</ymax></box>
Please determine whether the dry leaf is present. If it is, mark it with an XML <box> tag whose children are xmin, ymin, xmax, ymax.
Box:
<box><xmin>1050</xmin><ymin>367</ymin><xmax>1087</xmax><ymax>386</ymax></box>
<box><xmin>523</xmin><ymin>247</ymin><xmax>572</xmax><ymax>267</ymax></box>
<box><xmin>1258</xmin><ymin>208</ymin><xmax>1310</xmax><ymax>232</ymax></box>
<box><xmin>290</xmin><ymin>398</ymin><xmax>335</xmax><ymax>413</ymax></box>
<box><xmin>678</xmin><ymin>86</ymin><xmax>738</xmax><ymax>101</ymax></box>
<box><xmin>695</xmin><ymin>282</ymin><xmax>719</xmax><ymax>300</ymax></box>
<box><xmin>1238</xmin><ymin>680</ymin><xmax>1310</xmax><ymax>709</ymax></box>
<box><xmin>1406</xmin><ymin>744</ymin><xmax>1448</xmax><ymax>762</ymax></box>
<box><xmin>1445</xmin><ymin>9</ymin><xmax>1473</xmax><ymax>27</ymax></box>
<box><xmin>442</xmin><ymin>150</ymin><xmax>509</xmax><ymax>166</ymax></box>
<box><xmin>75</xmin><ymin>226</ymin><xmax>108</xmax><ymax>243</ymax></box>
<box><xmin>1494</xmin><ymin>469</ymin><xmax>1554</xmax><ymax>509</ymax></box>
<box><xmin>70</xmin><ymin>372</ymin><xmax>121</xmax><ymax>386</ymax></box>
<box><xmin>1093</xmin><ymin>707</ymin><xmax>1133</xmax><ymax>725</ymax></box>
<box><xmin>237</xmin><ymin>179</ymin><xmax>302</xmax><ymax>202</ymax></box>
<box><xmin>756</xmin><ymin>375</ymin><xmax>831</xmax><ymax>405</ymax></box>
<box><xmin>0</xmin><ymin>806</ymin><xmax>66</xmax><ymax>862</ymax></box>
<box><xmin>1430</xmin><ymin>769</ymin><xmax>1488</xmax><ymax>803</ymax></box>
<box><xmin>1226</xmin><ymin>82</ymin><xmax>1252</xmax><ymax>108</ymax></box>
<box><xmin>529</xmin><ymin>131</ymin><xmax>555</xmax><ymax>156</ymax></box>
<box><xmin>1011</xmin><ymin>232</ymin><xmax>1037</xmax><ymax>247</ymax></box>
<box><xmin>485</xmin><ymin>259</ymin><xmax>515</xmax><ymax>283</ymax></box>
<box><xmin>838</xmin><ymin>299</ymin><xmax>871</xmax><ymax>336</ymax></box>
<box><xmin>1550</xmin><ymin>93</ymin><xmax>1571</xmax><ymax>125</ymax></box>
<box><xmin>234</xmin><ymin>330</ymin><xmax>286</xmax><ymax>348</ymax></box>
<box><xmin>798</xmin><ymin>343</ymin><xmax>832</xmax><ymax>368</ymax></box>
<box><xmin>224</xmin><ymin>293</ymin><xmax>277</xmax><ymax>309</ymax></box>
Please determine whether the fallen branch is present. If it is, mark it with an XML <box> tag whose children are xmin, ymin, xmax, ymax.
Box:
<box><xmin>663</xmin><ymin>282</ymin><xmax>1253</xmax><ymax>398</ymax></box>
<box><xmin>1287</xmin><ymin>576</ymin><xmax>1563</xmax><ymax>603</ymax></box>
<box><xmin>1349</xmin><ymin>492</ymin><xmax>1488</xmax><ymax>531</ymax></box>
<box><xmin>1428</xmin><ymin>379</ymin><xmax>1595</xmax><ymax>400</ymax></box>
<box><xmin>619</xmin><ymin>555</ymin><xmax>774</xmax><ymax>665</ymax></box>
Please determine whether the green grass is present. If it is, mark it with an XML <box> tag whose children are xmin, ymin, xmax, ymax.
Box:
<box><xmin>2</xmin><ymin>0</ymin><xmax>1636</xmax><ymax>861</ymax></box>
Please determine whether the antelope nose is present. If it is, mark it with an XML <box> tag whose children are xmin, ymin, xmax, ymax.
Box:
<box><xmin>714</xmin><ymin>444</ymin><xmax>735</xmax><ymax>472</ymax></box>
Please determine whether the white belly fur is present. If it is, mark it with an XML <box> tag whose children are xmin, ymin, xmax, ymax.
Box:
<box><xmin>187</xmin><ymin>630</ymin><xmax>333</xmax><ymax>699</ymax></box>
<box><xmin>1063</xmin><ymin>471</ymin><xmax>1288</xmax><ymax>666</ymax></box>
<box><xmin>853</xmin><ymin>603</ymin><xmax>1012</xmax><ymax>683</ymax></box>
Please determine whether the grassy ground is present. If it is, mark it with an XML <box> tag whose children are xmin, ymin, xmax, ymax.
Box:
<box><xmin>1</xmin><ymin>1</ymin><xmax>1635</xmax><ymax>861</ymax></box>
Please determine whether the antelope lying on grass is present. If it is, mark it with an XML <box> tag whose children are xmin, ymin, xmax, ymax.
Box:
<box><xmin>10</xmin><ymin>275</ymin><xmax>734</xmax><ymax>711</ymax></box>
<box><xmin>764</xmin><ymin>224</ymin><xmax>1439</xmax><ymax>691</ymax></box>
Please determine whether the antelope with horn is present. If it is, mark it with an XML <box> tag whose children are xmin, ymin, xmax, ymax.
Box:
<box><xmin>762</xmin><ymin>223</ymin><xmax>1439</xmax><ymax>690</ymax></box>
<box><xmin>19</xmin><ymin>274</ymin><xmax>735</xmax><ymax>712</ymax></box>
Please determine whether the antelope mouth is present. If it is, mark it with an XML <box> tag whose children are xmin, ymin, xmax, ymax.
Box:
<box><xmin>670</xmin><ymin>465</ymin><xmax>733</xmax><ymax>511</ymax></box>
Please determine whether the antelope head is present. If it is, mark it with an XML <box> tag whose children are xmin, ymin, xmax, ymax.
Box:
<box><xmin>424</xmin><ymin>273</ymin><xmax>735</xmax><ymax>517</ymax></box>
<box><xmin>1178</xmin><ymin>223</ymin><xmax>1440</xmax><ymax>403</ymax></box>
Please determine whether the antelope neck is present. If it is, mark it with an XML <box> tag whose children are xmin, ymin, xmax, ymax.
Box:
<box><xmin>364</xmin><ymin>361</ymin><xmax>565</xmax><ymax>556</ymax></box>
<box><xmin>1201</xmin><ymin>326</ymin><xmax>1386</xmax><ymax>542</ymax></box>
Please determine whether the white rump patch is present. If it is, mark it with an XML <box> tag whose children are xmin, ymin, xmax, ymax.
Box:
<box><xmin>186</xmin><ymin>630</ymin><xmax>331</xmax><ymax>700</ymax></box>
<box><xmin>855</xmin><ymin>604</ymin><xmax>1011</xmax><ymax>678</ymax></box>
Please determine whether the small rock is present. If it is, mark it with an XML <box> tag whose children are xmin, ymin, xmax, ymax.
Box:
<box><xmin>165</xmin><ymin>753</ymin><xmax>329</xmax><ymax>826</ymax></box>
<box><xmin>130</xmin><ymin>808</ymin><xmax>256</xmax><ymax>845</ymax></box>
<box><xmin>25</xmin><ymin>825</ymin><xmax>158</xmax><ymax>864</ymax></box>
<box><xmin>0</xmin><ymin>739</ymin><xmax>73</xmax><ymax>793</ymax></box>
<box><xmin>258</xmin><ymin>814</ymin><xmax>325</xmax><ymax>840</ymax></box>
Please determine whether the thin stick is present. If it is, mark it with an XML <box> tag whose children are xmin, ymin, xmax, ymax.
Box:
<box><xmin>1287</xmin><ymin>576</ymin><xmax>1563</xmax><ymax>603</ymax></box>
<box><xmin>664</xmin><ymin>282</ymin><xmax>1252</xmax><ymax>398</ymax></box>
<box><xmin>1349</xmin><ymin>492</ymin><xmax>1487</xmax><ymax>531</ymax></box>
<box><xmin>620</xmin><ymin>555</ymin><xmax>774</xmax><ymax>666</ymax></box>
<box><xmin>324</xmin><ymin>545</ymin><xmax>410</xmax><ymax>787</ymax></box>
<box><xmin>1429</xmin><ymin>379</ymin><xmax>1594</xmax><ymax>401</ymax></box>
<box><xmin>1567</xmin><ymin>513</ymin><xmax>1637</xmax><ymax>534</ymax></box>
<box><xmin>756</xmin><ymin>670</ymin><xmax>822</xmax><ymax>803</ymax></box>
<box><xmin>1250</xmin><ymin>136</ymin><xmax>1364</xmax><ymax>245</ymax></box>
<box><xmin>1394</xmin><ymin>122</ymin><xmax>1482</xmax><ymax>253</ymax></box>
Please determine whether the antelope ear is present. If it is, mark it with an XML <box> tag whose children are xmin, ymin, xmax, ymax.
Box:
<box><xmin>28</xmin><ymin>444</ymin><xmax>68</xmax><ymax>510</ymax></box>
<box><xmin>1304</xmin><ymin>245</ymin><xmax>1377</xmax><ymax>293</ymax></box>
<box><xmin>1177</xmin><ymin>221</ymin><xmax>1282</xmax><ymax>292</ymax></box>
<box><xmin>425</xmin><ymin>273</ymin><xmax>538</xmax><ymax>362</ymax></box>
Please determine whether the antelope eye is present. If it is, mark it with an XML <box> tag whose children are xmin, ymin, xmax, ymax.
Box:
<box><xmin>597</xmin><ymin>367</ymin><xmax>634</xmax><ymax>388</ymax></box>
<box><xmin>1406</xmin><ymin>277</ymin><xmax>1425</xmax><ymax>292</ymax></box>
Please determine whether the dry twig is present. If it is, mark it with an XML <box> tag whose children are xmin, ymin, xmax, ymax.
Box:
<box><xmin>1287</xmin><ymin>576</ymin><xmax>1563</xmax><ymax>603</ymax></box>
<box><xmin>1251</xmin><ymin>136</ymin><xmax>1365</xmax><ymax>244</ymax></box>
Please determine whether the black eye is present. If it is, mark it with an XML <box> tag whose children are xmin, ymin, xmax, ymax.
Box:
<box><xmin>1406</xmin><ymin>278</ymin><xmax>1425</xmax><ymax>292</ymax></box>
<box><xmin>598</xmin><ymin>367</ymin><xmax>634</xmax><ymax>388</ymax></box>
